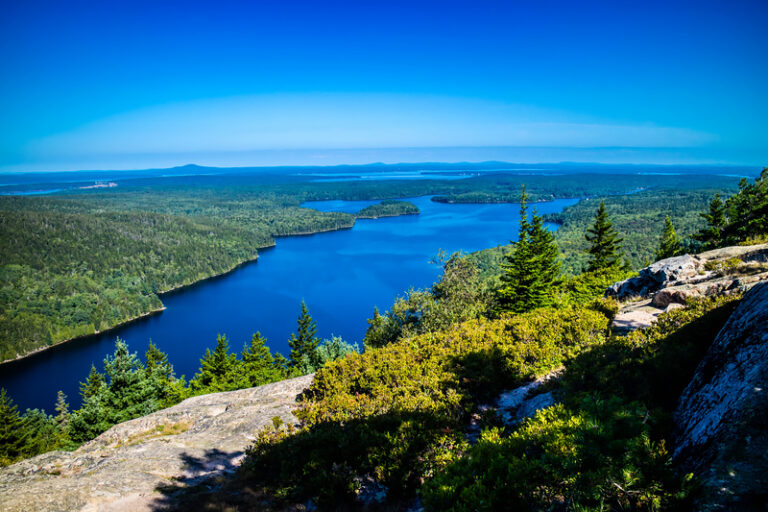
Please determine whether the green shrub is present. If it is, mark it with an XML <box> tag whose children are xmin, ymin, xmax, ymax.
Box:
<box><xmin>422</xmin><ymin>396</ymin><xmax>696</xmax><ymax>512</ymax></box>
<box><xmin>242</xmin><ymin>307</ymin><xmax>610</xmax><ymax>505</ymax></box>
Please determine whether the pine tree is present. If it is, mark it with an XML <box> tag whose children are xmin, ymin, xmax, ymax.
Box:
<box><xmin>80</xmin><ymin>364</ymin><xmax>106</xmax><ymax>401</ymax></box>
<box><xmin>53</xmin><ymin>390</ymin><xmax>72</xmax><ymax>446</ymax></box>
<box><xmin>0</xmin><ymin>389</ymin><xmax>26</xmax><ymax>463</ymax></box>
<box><xmin>694</xmin><ymin>193</ymin><xmax>727</xmax><ymax>249</ymax></box>
<box><xmin>527</xmin><ymin>209</ymin><xmax>561</xmax><ymax>307</ymax></box>
<box><xmin>190</xmin><ymin>334</ymin><xmax>239</xmax><ymax>392</ymax></box>
<box><xmin>102</xmin><ymin>338</ymin><xmax>155</xmax><ymax>423</ymax></box>
<box><xmin>585</xmin><ymin>200</ymin><xmax>626</xmax><ymax>272</ymax></box>
<box><xmin>289</xmin><ymin>300</ymin><xmax>321</xmax><ymax>371</ymax></box>
<box><xmin>497</xmin><ymin>187</ymin><xmax>560</xmax><ymax>313</ymax></box>
<box><xmin>54</xmin><ymin>391</ymin><xmax>70</xmax><ymax>430</ymax></box>
<box><xmin>144</xmin><ymin>340</ymin><xmax>175</xmax><ymax>407</ymax></box>
<box><xmin>241</xmin><ymin>332</ymin><xmax>281</xmax><ymax>387</ymax></box>
<box><xmin>656</xmin><ymin>215</ymin><xmax>682</xmax><ymax>260</ymax></box>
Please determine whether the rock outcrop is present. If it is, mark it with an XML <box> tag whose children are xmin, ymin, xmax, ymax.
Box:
<box><xmin>609</xmin><ymin>244</ymin><xmax>768</xmax><ymax>334</ymax></box>
<box><xmin>608</xmin><ymin>254</ymin><xmax>703</xmax><ymax>299</ymax></box>
<box><xmin>0</xmin><ymin>374</ymin><xmax>313</xmax><ymax>512</ymax></box>
<box><xmin>673</xmin><ymin>281</ymin><xmax>768</xmax><ymax>510</ymax></box>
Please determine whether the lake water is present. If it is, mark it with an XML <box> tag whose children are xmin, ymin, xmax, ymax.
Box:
<box><xmin>0</xmin><ymin>196</ymin><xmax>577</xmax><ymax>412</ymax></box>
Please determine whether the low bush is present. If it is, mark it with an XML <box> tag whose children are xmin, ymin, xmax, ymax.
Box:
<box><xmin>242</xmin><ymin>307</ymin><xmax>610</xmax><ymax>505</ymax></box>
<box><xmin>422</xmin><ymin>395</ymin><xmax>695</xmax><ymax>512</ymax></box>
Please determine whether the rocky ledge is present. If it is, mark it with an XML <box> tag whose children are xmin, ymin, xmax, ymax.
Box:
<box><xmin>0</xmin><ymin>374</ymin><xmax>313</xmax><ymax>512</ymax></box>
<box><xmin>609</xmin><ymin>244</ymin><xmax>768</xmax><ymax>333</ymax></box>
<box><xmin>673</xmin><ymin>281</ymin><xmax>768</xmax><ymax>510</ymax></box>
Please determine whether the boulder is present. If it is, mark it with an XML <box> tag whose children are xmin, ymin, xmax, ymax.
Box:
<box><xmin>612</xmin><ymin>308</ymin><xmax>658</xmax><ymax>334</ymax></box>
<box><xmin>495</xmin><ymin>371</ymin><xmax>560</xmax><ymax>425</ymax></box>
<box><xmin>651</xmin><ymin>287</ymin><xmax>698</xmax><ymax>308</ymax></box>
<box><xmin>607</xmin><ymin>254</ymin><xmax>702</xmax><ymax>300</ymax></box>
<box><xmin>673</xmin><ymin>281</ymin><xmax>768</xmax><ymax>510</ymax></box>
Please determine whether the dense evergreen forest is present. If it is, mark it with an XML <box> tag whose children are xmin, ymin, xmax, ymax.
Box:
<box><xmin>0</xmin><ymin>170</ymin><xmax>742</xmax><ymax>361</ymax></box>
<box><xmin>355</xmin><ymin>199</ymin><xmax>419</xmax><ymax>218</ymax></box>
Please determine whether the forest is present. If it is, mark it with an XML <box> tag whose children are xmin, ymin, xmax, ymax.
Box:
<box><xmin>355</xmin><ymin>200</ymin><xmax>419</xmax><ymax>218</ymax></box>
<box><xmin>0</xmin><ymin>171</ymin><xmax>743</xmax><ymax>361</ymax></box>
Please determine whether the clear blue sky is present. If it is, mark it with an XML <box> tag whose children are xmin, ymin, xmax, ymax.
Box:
<box><xmin>1</xmin><ymin>0</ymin><xmax>766</xmax><ymax>171</ymax></box>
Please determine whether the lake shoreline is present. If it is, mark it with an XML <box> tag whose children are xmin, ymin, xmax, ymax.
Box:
<box><xmin>0</xmin><ymin>216</ymin><xmax>392</xmax><ymax>365</ymax></box>
<box><xmin>0</xmin><ymin>305</ymin><xmax>167</xmax><ymax>367</ymax></box>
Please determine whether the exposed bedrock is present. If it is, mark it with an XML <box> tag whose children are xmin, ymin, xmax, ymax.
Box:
<box><xmin>673</xmin><ymin>281</ymin><xmax>768</xmax><ymax>511</ymax></box>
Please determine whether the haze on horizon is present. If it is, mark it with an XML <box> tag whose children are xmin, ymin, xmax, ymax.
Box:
<box><xmin>1</xmin><ymin>0</ymin><xmax>766</xmax><ymax>172</ymax></box>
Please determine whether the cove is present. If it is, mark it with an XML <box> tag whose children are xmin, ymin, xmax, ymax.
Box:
<box><xmin>0</xmin><ymin>196</ymin><xmax>578</xmax><ymax>412</ymax></box>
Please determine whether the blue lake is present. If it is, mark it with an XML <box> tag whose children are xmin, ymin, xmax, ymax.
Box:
<box><xmin>0</xmin><ymin>196</ymin><xmax>577</xmax><ymax>412</ymax></box>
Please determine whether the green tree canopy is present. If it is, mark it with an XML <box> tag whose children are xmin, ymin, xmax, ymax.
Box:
<box><xmin>190</xmin><ymin>334</ymin><xmax>240</xmax><ymax>393</ymax></box>
<box><xmin>694</xmin><ymin>193</ymin><xmax>727</xmax><ymax>249</ymax></box>
<box><xmin>289</xmin><ymin>301</ymin><xmax>321</xmax><ymax>371</ymax></box>
<box><xmin>0</xmin><ymin>389</ymin><xmax>26</xmax><ymax>463</ymax></box>
<box><xmin>656</xmin><ymin>215</ymin><xmax>682</xmax><ymax>260</ymax></box>
<box><xmin>497</xmin><ymin>187</ymin><xmax>561</xmax><ymax>313</ymax></box>
<box><xmin>585</xmin><ymin>200</ymin><xmax>626</xmax><ymax>272</ymax></box>
<box><xmin>241</xmin><ymin>332</ymin><xmax>282</xmax><ymax>387</ymax></box>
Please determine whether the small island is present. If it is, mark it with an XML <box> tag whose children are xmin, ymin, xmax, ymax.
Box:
<box><xmin>355</xmin><ymin>199</ymin><xmax>420</xmax><ymax>219</ymax></box>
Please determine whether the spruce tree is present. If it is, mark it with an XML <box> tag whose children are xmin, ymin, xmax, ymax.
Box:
<box><xmin>69</xmin><ymin>365</ymin><xmax>110</xmax><ymax>443</ymax></box>
<box><xmin>272</xmin><ymin>352</ymin><xmax>291</xmax><ymax>376</ymax></box>
<box><xmin>241</xmin><ymin>332</ymin><xmax>281</xmax><ymax>387</ymax></box>
<box><xmin>102</xmin><ymin>338</ymin><xmax>155</xmax><ymax>423</ymax></box>
<box><xmin>0</xmin><ymin>389</ymin><xmax>26</xmax><ymax>462</ymax></box>
<box><xmin>694</xmin><ymin>193</ymin><xmax>727</xmax><ymax>249</ymax></box>
<box><xmin>527</xmin><ymin>209</ymin><xmax>560</xmax><ymax>307</ymax></box>
<box><xmin>289</xmin><ymin>300</ymin><xmax>321</xmax><ymax>371</ymax></box>
<box><xmin>144</xmin><ymin>340</ymin><xmax>175</xmax><ymax>407</ymax></box>
<box><xmin>68</xmin><ymin>393</ymin><xmax>110</xmax><ymax>443</ymax></box>
<box><xmin>497</xmin><ymin>186</ymin><xmax>537</xmax><ymax>312</ymax></box>
<box><xmin>724</xmin><ymin>168</ymin><xmax>768</xmax><ymax>243</ymax></box>
<box><xmin>497</xmin><ymin>187</ymin><xmax>560</xmax><ymax>313</ymax></box>
<box><xmin>585</xmin><ymin>200</ymin><xmax>626</xmax><ymax>272</ymax></box>
<box><xmin>80</xmin><ymin>364</ymin><xmax>106</xmax><ymax>400</ymax></box>
<box><xmin>190</xmin><ymin>334</ymin><xmax>239</xmax><ymax>392</ymax></box>
<box><xmin>54</xmin><ymin>390</ymin><xmax>71</xmax><ymax>446</ymax></box>
<box><xmin>54</xmin><ymin>391</ymin><xmax>70</xmax><ymax>430</ymax></box>
<box><xmin>656</xmin><ymin>215</ymin><xmax>682</xmax><ymax>260</ymax></box>
<box><xmin>21</xmin><ymin>409</ymin><xmax>58</xmax><ymax>456</ymax></box>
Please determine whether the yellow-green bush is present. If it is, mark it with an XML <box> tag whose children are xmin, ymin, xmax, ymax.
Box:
<box><xmin>243</xmin><ymin>307</ymin><xmax>610</xmax><ymax>505</ymax></box>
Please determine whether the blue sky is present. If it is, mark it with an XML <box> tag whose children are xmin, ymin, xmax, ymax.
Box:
<box><xmin>1</xmin><ymin>0</ymin><xmax>766</xmax><ymax>171</ymax></box>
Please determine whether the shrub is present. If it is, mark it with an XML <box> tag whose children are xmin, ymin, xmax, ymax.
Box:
<box><xmin>243</xmin><ymin>307</ymin><xmax>610</xmax><ymax>505</ymax></box>
<box><xmin>421</xmin><ymin>396</ymin><xmax>695</xmax><ymax>512</ymax></box>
